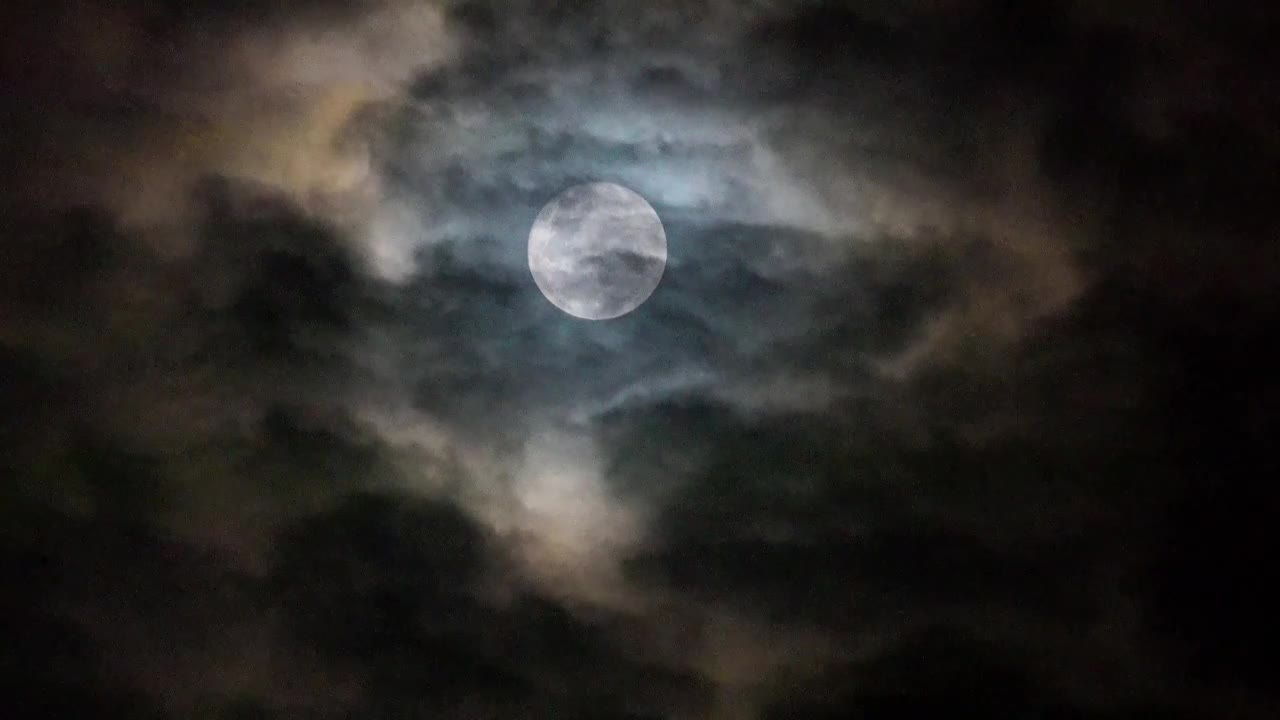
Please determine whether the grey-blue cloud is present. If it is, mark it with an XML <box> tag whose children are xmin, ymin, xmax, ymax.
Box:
<box><xmin>4</xmin><ymin>1</ymin><xmax>1280</xmax><ymax>718</ymax></box>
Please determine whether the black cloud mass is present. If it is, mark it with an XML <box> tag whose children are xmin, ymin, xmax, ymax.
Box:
<box><xmin>3</xmin><ymin>1</ymin><xmax>1279</xmax><ymax>718</ymax></box>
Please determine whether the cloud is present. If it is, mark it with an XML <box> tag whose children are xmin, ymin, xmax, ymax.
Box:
<box><xmin>3</xmin><ymin>0</ymin><xmax>451</xmax><ymax>262</ymax></box>
<box><xmin>5</xmin><ymin>0</ymin><xmax>1280</xmax><ymax>719</ymax></box>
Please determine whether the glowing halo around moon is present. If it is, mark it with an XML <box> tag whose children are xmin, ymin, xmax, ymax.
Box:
<box><xmin>527</xmin><ymin>182</ymin><xmax>667</xmax><ymax>320</ymax></box>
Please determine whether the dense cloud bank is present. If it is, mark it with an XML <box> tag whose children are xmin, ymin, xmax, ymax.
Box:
<box><xmin>3</xmin><ymin>1</ymin><xmax>1279</xmax><ymax>718</ymax></box>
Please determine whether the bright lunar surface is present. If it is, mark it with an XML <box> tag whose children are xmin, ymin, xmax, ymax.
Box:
<box><xmin>528</xmin><ymin>182</ymin><xmax>667</xmax><ymax>320</ymax></box>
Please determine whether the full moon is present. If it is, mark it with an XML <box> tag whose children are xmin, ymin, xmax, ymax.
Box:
<box><xmin>528</xmin><ymin>182</ymin><xmax>667</xmax><ymax>320</ymax></box>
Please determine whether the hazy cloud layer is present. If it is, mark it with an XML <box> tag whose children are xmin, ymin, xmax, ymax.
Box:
<box><xmin>3</xmin><ymin>1</ymin><xmax>1279</xmax><ymax>718</ymax></box>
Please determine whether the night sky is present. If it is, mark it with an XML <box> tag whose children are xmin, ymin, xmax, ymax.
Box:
<box><xmin>3</xmin><ymin>1</ymin><xmax>1279</xmax><ymax>718</ymax></box>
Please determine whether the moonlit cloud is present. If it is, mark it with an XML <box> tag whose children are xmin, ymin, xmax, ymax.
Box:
<box><xmin>4</xmin><ymin>1</ymin><xmax>1280</xmax><ymax>718</ymax></box>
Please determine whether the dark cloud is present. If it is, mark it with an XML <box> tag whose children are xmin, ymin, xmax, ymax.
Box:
<box><xmin>5</xmin><ymin>0</ymin><xmax>1280</xmax><ymax>718</ymax></box>
<box><xmin>265</xmin><ymin>493</ymin><xmax>712</xmax><ymax>717</ymax></box>
<box><xmin>758</xmin><ymin>626</ymin><xmax>1198</xmax><ymax>720</ymax></box>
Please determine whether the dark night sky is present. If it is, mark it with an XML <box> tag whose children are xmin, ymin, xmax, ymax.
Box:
<box><xmin>3</xmin><ymin>1</ymin><xmax>1279</xmax><ymax>718</ymax></box>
